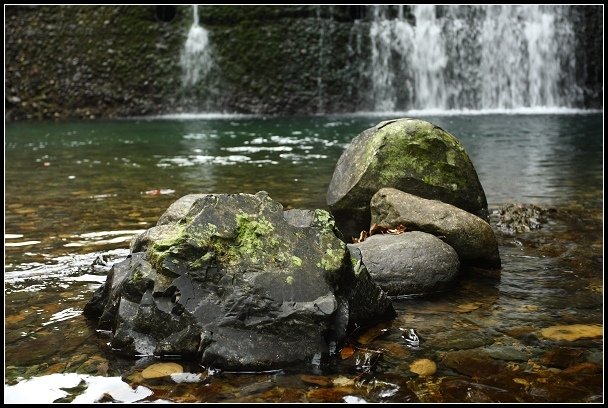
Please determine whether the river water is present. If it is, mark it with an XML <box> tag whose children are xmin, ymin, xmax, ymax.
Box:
<box><xmin>4</xmin><ymin>112</ymin><xmax>603</xmax><ymax>403</ymax></box>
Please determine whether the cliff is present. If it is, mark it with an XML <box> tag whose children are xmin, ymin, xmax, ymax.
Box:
<box><xmin>5</xmin><ymin>5</ymin><xmax>603</xmax><ymax>121</ymax></box>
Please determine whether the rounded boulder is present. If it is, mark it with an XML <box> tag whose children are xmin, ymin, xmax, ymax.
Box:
<box><xmin>327</xmin><ymin>118</ymin><xmax>488</xmax><ymax>239</ymax></box>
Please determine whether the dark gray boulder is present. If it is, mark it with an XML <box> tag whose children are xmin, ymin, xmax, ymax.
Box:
<box><xmin>348</xmin><ymin>231</ymin><xmax>460</xmax><ymax>296</ymax></box>
<box><xmin>326</xmin><ymin>118</ymin><xmax>489</xmax><ymax>239</ymax></box>
<box><xmin>85</xmin><ymin>192</ymin><xmax>394</xmax><ymax>369</ymax></box>
<box><xmin>371</xmin><ymin>188</ymin><xmax>501</xmax><ymax>268</ymax></box>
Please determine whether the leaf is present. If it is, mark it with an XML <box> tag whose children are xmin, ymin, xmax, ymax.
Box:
<box><xmin>369</xmin><ymin>223</ymin><xmax>388</xmax><ymax>236</ymax></box>
<box><xmin>388</xmin><ymin>224</ymin><xmax>406</xmax><ymax>234</ymax></box>
<box><xmin>340</xmin><ymin>346</ymin><xmax>355</xmax><ymax>360</ymax></box>
<box><xmin>353</xmin><ymin>224</ymin><xmax>406</xmax><ymax>243</ymax></box>
<box><xmin>351</xmin><ymin>230</ymin><xmax>368</xmax><ymax>243</ymax></box>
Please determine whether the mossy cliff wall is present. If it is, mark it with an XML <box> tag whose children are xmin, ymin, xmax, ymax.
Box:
<box><xmin>5</xmin><ymin>5</ymin><xmax>368</xmax><ymax>120</ymax></box>
<box><xmin>6</xmin><ymin>5</ymin><xmax>187</xmax><ymax>120</ymax></box>
<box><xmin>5</xmin><ymin>5</ymin><xmax>603</xmax><ymax>121</ymax></box>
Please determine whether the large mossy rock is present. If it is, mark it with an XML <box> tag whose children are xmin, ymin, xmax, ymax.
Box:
<box><xmin>85</xmin><ymin>191</ymin><xmax>394</xmax><ymax>369</ymax></box>
<box><xmin>371</xmin><ymin>188</ymin><xmax>501</xmax><ymax>268</ymax></box>
<box><xmin>326</xmin><ymin>118</ymin><xmax>489</xmax><ymax>239</ymax></box>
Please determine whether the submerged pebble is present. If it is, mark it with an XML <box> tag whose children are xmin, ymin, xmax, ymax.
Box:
<box><xmin>141</xmin><ymin>362</ymin><xmax>183</xmax><ymax>379</ymax></box>
<box><xmin>539</xmin><ymin>324</ymin><xmax>603</xmax><ymax>341</ymax></box>
<box><xmin>409</xmin><ymin>359</ymin><xmax>437</xmax><ymax>377</ymax></box>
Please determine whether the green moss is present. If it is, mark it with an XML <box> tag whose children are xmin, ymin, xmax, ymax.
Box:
<box><xmin>202</xmin><ymin>5</ymin><xmax>318</xmax><ymax>25</ymax></box>
<box><xmin>321</xmin><ymin>248</ymin><xmax>344</xmax><ymax>270</ymax></box>
<box><xmin>132</xmin><ymin>265</ymin><xmax>147</xmax><ymax>281</ymax></box>
<box><xmin>285</xmin><ymin>275</ymin><xmax>295</xmax><ymax>285</ymax></box>
<box><xmin>204</xmin><ymin>223</ymin><xmax>218</xmax><ymax>236</ymax></box>
<box><xmin>145</xmin><ymin>209</ymin><xmax>292</xmax><ymax>271</ymax></box>
<box><xmin>147</xmin><ymin>224</ymin><xmax>187</xmax><ymax>270</ymax></box>
<box><xmin>188</xmin><ymin>251</ymin><xmax>215</xmax><ymax>270</ymax></box>
<box><xmin>312</xmin><ymin>209</ymin><xmax>337</xmax><ymax>230</ymax></box>
<box><xmin>371</xmin><ymin>120</ymin><xmax>473</xmax><ymax>191</ymax></box>
<box><xmin>212</xmin><ymin>240</ymin><xmax>240</xmax><ymax>266</ymax></box>
<box><xmin>235</xmin><ymin>211</ymin><xmax>275</xmax><ymax>262</ymax></box>
<box><xmin>313</xmin><ymin>209</ymin><xmax>330</xmax><ymax>223</ymax></box>
<box><xmin>446</xmin><ymin>149</ymin><xmax>457</xmax><ymax>166</ymax></box>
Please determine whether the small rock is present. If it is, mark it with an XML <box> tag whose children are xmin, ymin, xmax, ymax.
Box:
<box><xmin>456</xmin><ymin>302</ymin><xmax>482</xmax><ymax>313</ymax></box>
<box><xmin>348</xmin><ymin>232</ymin><xmax>460</xmax><ymax>296</ymax></box>
<box><xmin>539</xmin><ymin>324</ymin><xmax>602</xmax><ymax>341</ymax></box>
<box><xmin>371</xmin><ymin>188</ymin><xmax>500</xmax><ymax>268</ymax></box>
<box><xmin>409</xmin><ymin>359</ymin><xmax>437</xmax><ymax>376</ymax></box>
<box><xmin>141</xmin><ymin>362</ymin><xmax>183</xmax><ymax>379</ymax></box>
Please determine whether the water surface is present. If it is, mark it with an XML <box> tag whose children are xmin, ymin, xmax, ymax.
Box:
<box><xmin>4</xmin><ymin>113</ymin><xmax>603</xmax><ymax>403</ymax></box>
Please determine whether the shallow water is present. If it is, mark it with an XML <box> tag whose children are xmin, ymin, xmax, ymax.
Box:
<box><xmin>4</xmin><ymin>113</ymin><xmax>603</xmax><ymax>403</ymax></box>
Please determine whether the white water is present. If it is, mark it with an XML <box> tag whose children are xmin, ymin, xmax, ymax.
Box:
<box><xmin>180</xmin><ymin>5</ymin><xmax>213</xmax><ymax>87</ymax></box>
<box><xmin>369</xmin><ymin>5</ymin><xmax>578</xmax><ymax>111</ymax></box>
<box><xmin>347</xmin><ymin>107</ymin><xmax>602</xmax><ymax>117</ymax></box>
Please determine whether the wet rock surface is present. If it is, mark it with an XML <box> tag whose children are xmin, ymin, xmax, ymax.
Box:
<box><xmin>429</xmin><ymin>330</ymin><xmax>495</xmax><ymax>351</ymax></box>
<box><xmin>490</xmin><ymin>203</ymin><xmax>554</xmax><ymax>235</ymax></box>
<box><xmin>327</xmin><ymin>118</ymin><xmax>489</xmax><ymax>239</ymax></box>
<box><xmin>441</xmin><ymin>349</ymin><xmax>506</xmax><ymax>378</ymax></box>
<box><xmin>85</xmin><ymin>191</ymin><xmax>395</xmax><ymax>369</ymax></box>
<box><xmin>371</xmin><ymin>188</ymin><xmax>501</xmax><ymax>268</ymax></box>
<box><xmin>348</xmin><ymin>232</ymin><xmax>460</xmax><ymax>296</ymax></box>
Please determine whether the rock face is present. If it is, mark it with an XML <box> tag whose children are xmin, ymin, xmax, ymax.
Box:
<box><xmin>327</xmin><ymin>118</ymin><xmax>489</xmax><ymax>239</ymax></box>
<box><xmin>348</xmin><ymin>232</ymin><xmax>460</xmax><ymax>296</ymax></box>
<box><xmin>85</xmin><ymin>191</ymin><xmax>394</xmax><ymax>369</ymax></box>
<box><xmin>371</xmin><ymin>188</ymin><xmax>501</xmax><ymax>268</ymax></box>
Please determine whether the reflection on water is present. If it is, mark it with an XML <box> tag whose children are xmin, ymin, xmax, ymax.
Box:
<box><xmin>4</xmin><ymin>114</ymin><xmax>603</xmax><ymax>402</ymax></box>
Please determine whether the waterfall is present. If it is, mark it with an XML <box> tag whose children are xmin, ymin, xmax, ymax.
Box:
<box><xmin>411</xmin><ymin>5</ymin><xmax>448</xmax><ymax>109</ymax></box>
<box><xmin>370</xmin><ymin>7</ymin><xmax>398</xmax><ymax>111</ymax></box>
<box><xmin>346</xmin><ymin>19</ymin><xmax>366</xmax><ymax>103</ymax></box>
<box><xmin>368</xmin><ymin>5</ymin><xmax>579</xmax><ymax>111</ymax></box>
<box><xmin>180</xmin><ymin>5</ymin><xmax>212</xmax><ymax>87</ymax></box>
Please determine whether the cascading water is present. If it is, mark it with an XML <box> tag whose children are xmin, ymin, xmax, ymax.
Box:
<box><xmin>368</xmin><ymin>5</ymin><xmax>579</xmax><ymax>111</ymax></box>
<box><xmin>411</xmin><ymin>5</ymin><xmax>448</xmax><ymax>109</ymax></box>
<box><xmin>180</xmin><ymin>5</ymin><xmax>212</xmax><ymax>87</ymax></box>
